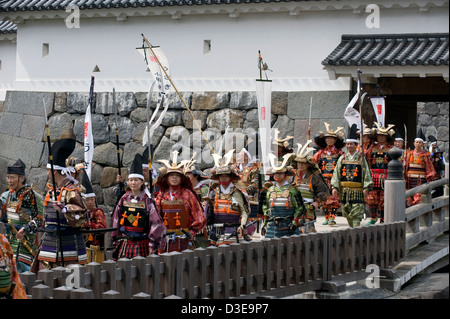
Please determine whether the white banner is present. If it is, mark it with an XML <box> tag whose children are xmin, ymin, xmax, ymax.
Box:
<box><xmin>256</xmin><ymin>79</ymin><xmax>272</xmax><ymax>176</ymax></box>
<box><xmin>84</xmin><ymin>102</ymin><xmax>94</xmax><ymax>180</ymax></box>
<box><xmin>370</xmin><ymin>96</ymin><xmax>385</xmax><ymax>127</ymax></box>
<box><xmin>138</xmin><ymin>46</ymin><xmax>172</xmax><ymax>146</ymax></box>
<box><xmin>344</xmin><ymin>91</ymin><xmax>366</xmax><ymax>131</ymax></box>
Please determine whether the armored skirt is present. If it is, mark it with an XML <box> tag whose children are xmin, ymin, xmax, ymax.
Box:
<box><xmin>37</xmin><ymin>181</ymin><xmax>88</xmax><ymax>268</ymax></box>
<box><xmin>111</xmin><ymin>190</ymin><xmax>166</xmax><ymax>259</ymax></box>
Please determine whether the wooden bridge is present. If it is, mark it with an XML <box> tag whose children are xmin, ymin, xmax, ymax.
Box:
<box><xmin>9</xmin><ymin>155</ymin><xmax>450</xmax><ymax>299</ymax></box>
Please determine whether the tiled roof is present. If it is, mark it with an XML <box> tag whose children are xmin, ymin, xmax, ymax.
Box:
<box><xmin>0</xmin><ymin>20</ymin><xmax>16</xmax><ymax>33</ymax></box>
<box><xmin>0</xmin><ymin>0</ymin><xmax>326</xmax><ymax>11</ymax></box>
<box><xmin>322</xmin><ymin>34</ymin><xmax>449</xmax><ymax>67</ymax></box>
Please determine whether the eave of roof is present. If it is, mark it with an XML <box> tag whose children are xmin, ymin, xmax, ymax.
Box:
<box><xmin>322</xmin><ymin>33</ymin><xmax>449</xmax><ymax>67</ymax></box>
<box><xmin>0</xmin><ymin>19</ymin><xmax>16</xmax><ymax>33</ymax></box>
<box><xmin>322</xmin><ymin>33</ymin><xmax>450</xmax><ymax>82</ymax></box>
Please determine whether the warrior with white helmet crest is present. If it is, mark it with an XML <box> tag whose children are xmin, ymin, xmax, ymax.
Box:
<box><xmin>155</xmin><ymin>150</ymin><xmax>206</xmax><ymax>253</ymax></box>
<box><xmin>313</xmin><ymin>122</ymin><xmax>345</xmax><ymax>226</ymax></box>
<box><xmin>208</xmin><ymin>149</ymin><xmax>252</xmax><ymax>245</ymax></box>
<box><xmin>261</xmin><ymin>152</ymin><xmax>307</xmax><ymax>238</ymax></box>
<box><xmin>365</xmin><ymin>122</ymin><xmax>396</xmax><ymax>225</ymax></box>
<box><xmin>293</xmin><ymin>140</ymin><xmax>330</xmax><ymax>232</ymax></box>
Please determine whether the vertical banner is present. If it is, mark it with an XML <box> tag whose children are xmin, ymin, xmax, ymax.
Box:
<box><xmin>256</xmin><ymin>79</ymin><xmax>272</xmax><ymax>176</ymax></box>
<box><xmin>137</xmin><ymin>45</ymin><xmax>172</xmax><ymax>146</ymax></box>
<box><xmin>344</xmin><ymin>75</ymin><xmax>366</xmax><ymax>131</ymax></box>
<box><xmin>370</xmin><ymin>96</ymin><xmax>385</xmax><ymax>127</ymax></box>
<box><xmin>84</xmin><ymin>97</ymin><xmax>94</xmax><ymax>180</ymax></box>
<box><xmin>137</xmin><ymin>46</ymin><xmax>171</xmax><ymax>106</ymax></box>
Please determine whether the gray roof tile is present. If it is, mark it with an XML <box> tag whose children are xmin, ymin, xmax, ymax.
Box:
<box><xmin>0</xmin><ymin>19</ymin><xmax>17</xmax><ymax>33</ymax></box>
<box><xmin>322</xmin><ymin>34</ymin><xmax>449</xmax><ymax>67</ymax></box>
<box><xmin>0</xmin><ymin>0</ymin><xmax>327</xmax><ymax>11</ymax></box>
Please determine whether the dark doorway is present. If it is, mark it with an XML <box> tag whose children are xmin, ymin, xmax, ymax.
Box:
<box><xmin>362</xmin><ymin>77</ymin><xmax>449</xmax><ymax>149</ymax></box>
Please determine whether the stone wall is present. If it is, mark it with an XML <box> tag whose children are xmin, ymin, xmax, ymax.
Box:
<box><xmin>417</xmin><ymin>101</ymin><xmax>449</xmax><ymax>161</ymax></box>
<box><xmin>0</xmin><ymin>89</ymin><xmax>351</xmax><ymax>213</ymax></box>
<box><xmin>2</xmin><ymin>90</ymin><xmax>447</xmax><ymax>213</ymax></box>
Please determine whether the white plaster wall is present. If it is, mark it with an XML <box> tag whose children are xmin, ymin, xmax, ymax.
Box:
<box><xmin>0</xmin><ymin>39</ymin><xmax>16</xmax><ymax>100</ymax></box>
<box><xmin>6</xmin><ymin>4</ymin><xmax>450</xmax><ymax>95</ymax></box>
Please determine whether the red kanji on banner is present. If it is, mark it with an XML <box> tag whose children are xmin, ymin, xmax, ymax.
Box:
<box><xmin>261</xmin><ymin>107</ymin><xmax>266</xmax><ymax>120</ymax></box>
<box><xmin>377</xmin><ymin>104</ymin><xmax>382</xmax><ymax>114</ymax></box>
<box><xmin>84</xmin><ymin>122</ymin><xmax>89</xmax><ymax>138</ymax></box>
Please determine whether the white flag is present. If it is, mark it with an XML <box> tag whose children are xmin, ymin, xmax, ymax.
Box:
<box><xmin>256</xmin><ymin>79</ymin><xmax>272</xmax><ymax>176</ymax></box>
<box><xmin>137</xmin><ymin>45</ymin><xmax>172</xmax><ymax>145</ymax></box>
<box><xmin>84</xmin><ymin>102</ymin><xmax>94</xmax><ymax>180</ymax></box>
<box><xmin>344</xmin><ymin>88</ymin><xmax>366</xmax><ymax>131</ymax></box>
<box><xmin>370</xmin><ymin>96</ymin><xmax>385</xmax><ymax>127</ymax></box>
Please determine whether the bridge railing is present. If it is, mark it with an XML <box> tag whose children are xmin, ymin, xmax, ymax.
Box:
<box><xmin>384</xmin><ymin>149</ymin><xmax>449</xmax><ymax>252</ymax></box>
<box><xmin>20</xmin><ymin>221</ymin><xmax>406</xmax><ymax>299</ymax></box>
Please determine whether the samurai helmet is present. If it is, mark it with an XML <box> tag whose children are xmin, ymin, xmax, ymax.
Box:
<box><xmin>294</xmin><ymin>140</ymin><xmax>316</xmax><ymax>163</ymax></box>
<box><xmin>210</xmin><ymin>149</ymin><xmax>240</xmax><ymax>180</ymax></box>
<box><xmin>372</xmin><ymin>122</ymin><xmax>396</xmax><ymax>139</ymax></box>
<box><xmin>158</xmin><ymin>150</ymin><xmax>190</xmax><ymax>176</ymax></box>
<box><xmin>314</xmin><ymin>122</ymin><xmax>345</xmax><ymax>149</ymax></box>
<box><xmin>183</xmin><ymin>152</ymin><xmax>209</xmax><ymax>179</ymax></box>
<box><xmin>272</xmin><ymin>129</ymin><xmax>294</xmax><ymax>148</ymax></box>
<box><xmin>267</xmin><ymin>152</ymin><xmax>295</xmax><ymax>175</ymax></box>
<box><xmin>156</xmin><ymin>150</ymin><xmax>192</xmax><ymax>190</ymax></box>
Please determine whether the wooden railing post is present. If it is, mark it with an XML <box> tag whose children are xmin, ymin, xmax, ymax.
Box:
<box><xmin>444</xmin><ymin>163</ymin><xmax>449</xmax><ymax>196</ymax></box>
<box><xmin>384</xmin><ymin>147</ymin><xmax>406</xmax><ymax>223</ymax></box>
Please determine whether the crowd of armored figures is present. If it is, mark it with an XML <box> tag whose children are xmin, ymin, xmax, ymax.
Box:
<box><xmin>0</xmin><ymin>121</ymin><xmax>446</xmax><ymax>299</ymax></box>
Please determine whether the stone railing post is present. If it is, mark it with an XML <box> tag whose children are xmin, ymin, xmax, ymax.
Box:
<box><xmin>384</xmin><ymin>147</ymin><xmax>406</xmax><ymax>223</ymax></box>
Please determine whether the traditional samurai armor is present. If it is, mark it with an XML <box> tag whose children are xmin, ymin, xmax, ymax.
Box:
<box><xmin>183</xmin><ymin>159</ymin><xmax>211</xmax><ymax>248</ymax></box>
<box><xmin>79</xmin><ymin>169</ymin><xmax>107</xmax><ymax>263</ymax></box>
<box><xmin>233</xmin><ymin>146</ymin><xmax>262</xmax><ymax>235</ymax></box>
<box><xmin>331</xmin><ymin>125</ymin><xmax>373</xmax><ymax>227</ymax></box>
<box><xmin>365</xmin><ymin>123</ymin><xmax>396</xmax><ymax>224</ymax></box>
<box><xmin>313</xmin><ymin>122</ymin><xmax>345</xmax><ymax>225</ymax></box>
<box><xmin>112</xmin><ymin>154</ymin><xmax>166</xmax><ymax>259</ymax></box>
<box><xmin>262</xmin><ymin>153</ymin><xmax>306</xmax><ymax>238</ymax></box>
<box><xmin>1</xmin><ymin>159</ymin><xmax>43</xmax><ymax>272</ymax></box>
<box><xmin>36</xmin><ymin>131</ymin><xmax>88</xmax><ymax>269</ymax></box>
<box><xmin>0</xmin><ymin>234</ymin><xmax>27</xmax><ymax>299</ymax></box>
<box><xmin>404</xmin><ymin>129</ymin><xmax>438</xmax><ymax>206</ymax></box>
<box><xmin>208</xmin><ymin>150</ymin><xmax>251</xmax><ymax>245</ymax></box>
<box><xmin>293</xmin><ymin>140</ymin><xmax>330</xmax><ymax>232</ymax></box>
<box><xmin>156</xmin><ymin>151</ymin><xmax>206</xmax><ymax>253</ymax></box>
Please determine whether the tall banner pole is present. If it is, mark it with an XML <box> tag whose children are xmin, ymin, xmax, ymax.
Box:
<box><xmin>84</xmin><ymin>76</ymin><xmax>95</xmax><ymax>180</ymax></box>
<box><xmin>141</xmin><ymin>33</ymin><xmax>215</xmax><ymax>155</ymax></box>
<box><xmin>43</xmin><ymin>99</ymin><xmax>65</xmax><ymax>267</ymax></box>
<box><xmin>357</xmin><ymin>69</ymin><xmax>363</xmax><ymax>148</ymax></box>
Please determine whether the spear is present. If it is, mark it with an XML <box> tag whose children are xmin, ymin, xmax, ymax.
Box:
<box><xmin>308</xmin><ymin>96</ymin><xmax>312</xmax><ymax>140</ymax></box>
<box><xmin>145</xmin><ymin>81</ymin><xmax>161</xmax><ymax>196</ymax></box>
<box><xmin>141</xmin><ymin>33</ymin><xmax>215</xmax><ymax>155</ymax></box>
<box><xmin>357</xmin><ymin>69</ymin><xmax>363</xmax><ymax>147</ymax></box>
<box><xmin>43</xmin><ymin>98</ymin><xmax>65</xmax><ymax>267</ymax></box>
<box><xmin>113</xmin><ymin>88</ymin><xmax>124</xmax><ymax>195</ymax></box>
